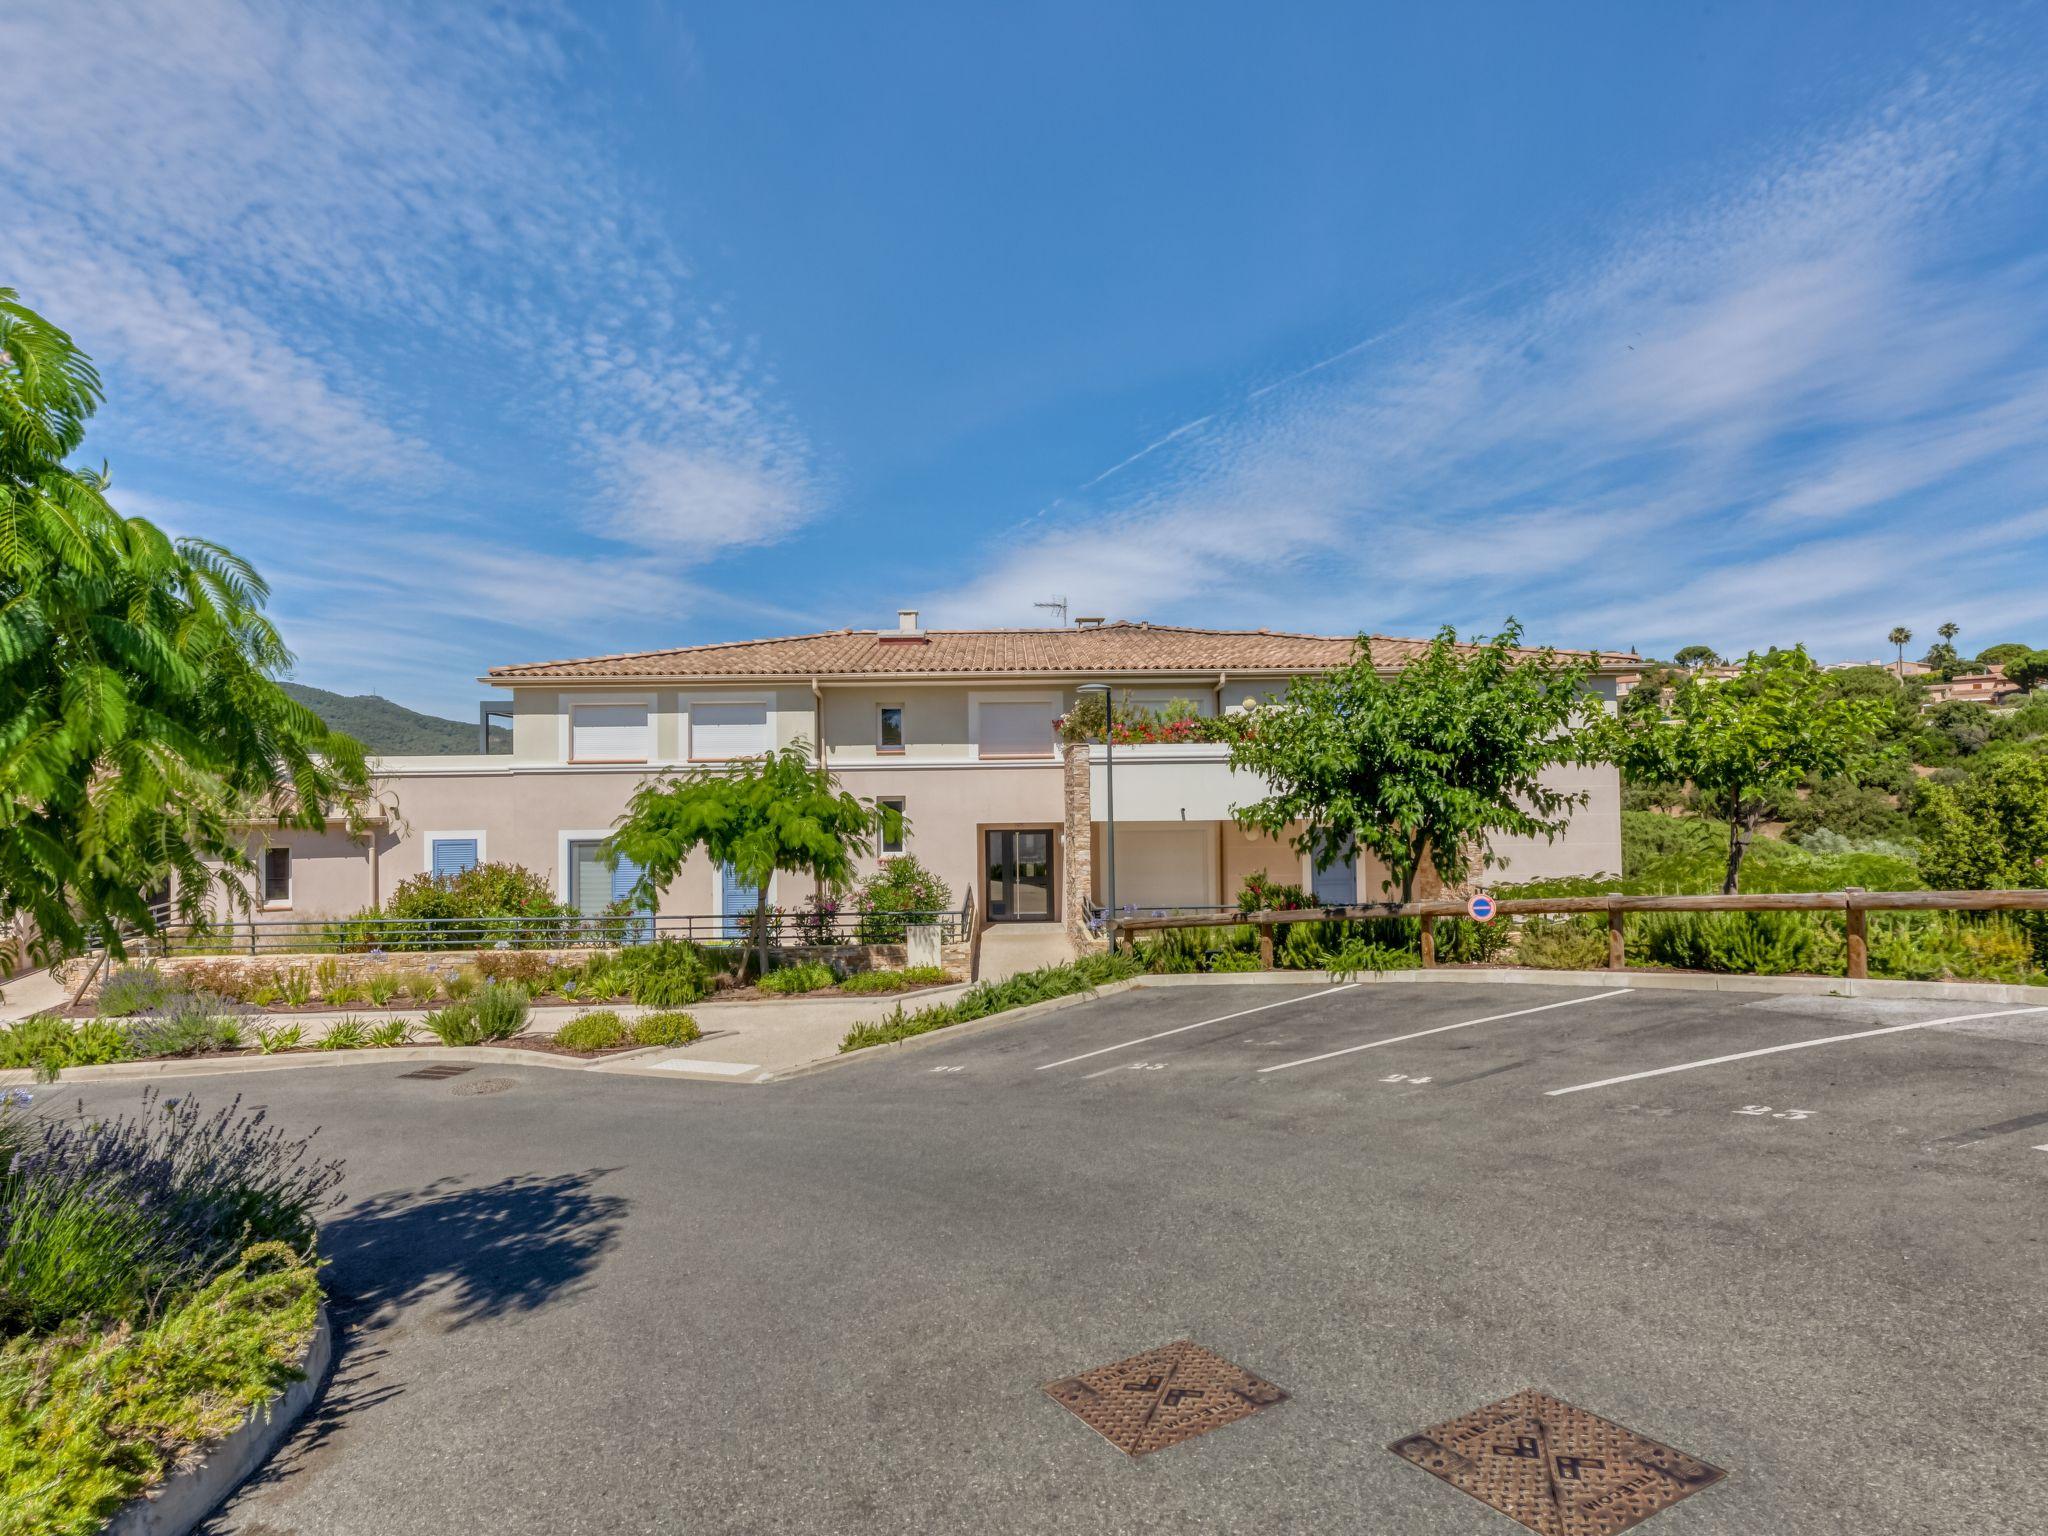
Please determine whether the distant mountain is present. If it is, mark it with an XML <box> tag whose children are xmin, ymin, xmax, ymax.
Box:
<box><xmin>281</xmin><ymin>683</ymin><xmax>482</xmax><ymax>756</ymax></box>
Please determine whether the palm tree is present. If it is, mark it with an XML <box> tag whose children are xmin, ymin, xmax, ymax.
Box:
<box><xmin>1888</xmin><ymin>626</ymin><xmax>1913</xmax><ymax>679</ymax></box>
<box><xmin>1937</xmin><ymin>621</ymin><xmax>1959</xmax><ymax>645</ymax></box>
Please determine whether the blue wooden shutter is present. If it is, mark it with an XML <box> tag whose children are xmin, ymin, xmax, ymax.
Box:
<box><xmin>432</xmin><ymin>839</ymin><xmax>479</xmax><ymax>879</ymax></box>
<box><xmin>719</xmin><ymin>863</ymin><xmax>759</xmax><ymax>939</ymax></box>
<box><xmin>611</xmin><ymin>854</ymin><xmax>652</xmax><ymax>942</ymax></box>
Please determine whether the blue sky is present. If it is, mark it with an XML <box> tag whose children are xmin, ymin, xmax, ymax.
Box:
<box><xmin>7</xmin><ymin>1</ymin><xmax>2048</xmax><ymax>715</ymax></box>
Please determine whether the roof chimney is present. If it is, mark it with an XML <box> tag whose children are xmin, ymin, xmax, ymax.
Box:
<box><xmin>881</xmin><ymin>608</ymin><xmax>928</xmax><ymax>644</ymax></box>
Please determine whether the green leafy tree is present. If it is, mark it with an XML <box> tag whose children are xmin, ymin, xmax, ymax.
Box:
<box><xmin>2005</xmin><ymin>649</ymin><xmax>2048</xmax><ymax>694</ymax></box>
<box><xmin>0</xmin><ymin>289</ymin><xmax>371</xmax><ymax>968</ymax></box>
<box><xmin>1887</xmin><ymin>625</ymin><xmax>1913</xmax><ymax>678</ymax></box>
<box><xmin>1919</xmin><ymin>753</ymin><xmax>2048</xmax><ymax>891</ymax></box>
<box><xmin>605</xmin><ymin>742</ymin><xmax>885</xmax><ymax>975</ymax></box>
<box><xmin>1671</xmin><ymin>644</ymin><xmax>1722</xmax><ymax>670</ymax></box>
<box><xmin>1975</xmin><ymin>641</ymin><xmax>2032</xmax><ymax>670</ymax></box>
<box><xmin>1616</xmin><ymin>648</ymin><xmax>1886</xmax><ymax>892</ymax></box>
<box><xmin>1227</xmin><ymin>623</ymin><xmax>1614</xmax><ymax>903</ymax></box>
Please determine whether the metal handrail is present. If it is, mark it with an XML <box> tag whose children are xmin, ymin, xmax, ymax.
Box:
<box><xmin>1109</xmin><ymin>888</ymin><xmax>2048</xmax><ymax>981</ymax></box>
<box><xmin>142</xmin><ymin>905</ymin><xmax>972</xmax><ymax>957</ymax></box>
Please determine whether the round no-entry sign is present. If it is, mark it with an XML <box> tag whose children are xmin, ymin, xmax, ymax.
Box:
<box><xmin>1466</xmin><ymin>892</ymin><xmax>1497</xmax><ymax>923</ymax></box>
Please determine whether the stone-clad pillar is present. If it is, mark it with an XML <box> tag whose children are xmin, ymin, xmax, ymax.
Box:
<box><xmin>1062</xmin><ymin>742</ymin><xmax>1096</xmax><ymax>948</ymax></box>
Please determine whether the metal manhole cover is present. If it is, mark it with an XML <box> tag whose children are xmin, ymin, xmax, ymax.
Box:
<box><xmin>452</xmin><ymin>1077</ymin><xmax>516</xmax><ymax>1096</ymax></box>
<box><xmin>1390</xmin><ymin>1388</ymin><xmax>1725</xmax><ymax>1535</ymax></box>
<box><xmin>397</xmin><ymin>1064</ymin><xmax>474</xmax><ymax>1080</ymax></box>
<box><xmin>1044</xmin><ymin>1339</ymin><xmax>1285</xmax><ymax>1456</ymax></box>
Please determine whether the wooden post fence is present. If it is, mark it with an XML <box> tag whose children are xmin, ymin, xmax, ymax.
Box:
<box><xmin>1109</xmin><ymin>888</ymin><xmax>2048</xmax><ymax>983</ymax></box>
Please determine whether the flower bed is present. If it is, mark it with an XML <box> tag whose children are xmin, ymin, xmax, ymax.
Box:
<box><xmin>0</xmin><ymin>1091</ymin><xmax>336</xmax><ymax>1534</ymax></box>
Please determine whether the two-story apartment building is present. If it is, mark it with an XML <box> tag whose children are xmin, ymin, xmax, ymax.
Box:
<box><xmin>248</xmin><ymin>615</ymin><xmax>1631</xmax><ymax>958</ymax></box>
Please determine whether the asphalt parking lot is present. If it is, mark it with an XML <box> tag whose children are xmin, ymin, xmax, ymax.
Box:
<box><xmin>55</xmin><ymin>979</ymin><xmax>2045</xmax><ymax>1535</ymax></box>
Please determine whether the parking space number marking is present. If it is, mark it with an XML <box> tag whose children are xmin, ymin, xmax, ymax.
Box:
<box><xmin>1734</xmin><ymin>1104</ymin><xmax>1814</xmax><ymax>1120</ymax></box>
<box><xmin>1380</xmin><ymin>1072</ymin><xmax>1434</xmax><ymax>1085</ymax></box>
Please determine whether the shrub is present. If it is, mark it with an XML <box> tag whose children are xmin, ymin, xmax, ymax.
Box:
<box><xmin>1207</xmin><ymin>949</ymin><xmax>1264</xmax><ymax>973</ymax></box>
<box><xmin>468</xmin><ymin>981</ymin><xmax>530</xmax><ymax>1041</ymax></box>
<box><xmin>0</xmin><ymin>1091</ymin><xmax>342</xmax><ymax>1331</ymax></box>
<box><xmin>553</xmin><ymin>1011</ymin><xmax>628</xmax><ymax>1051</ymax></box>
<box><xmin>598</xmin><ymin>941</ymin><xmax>716</xmax><ymax>1007</ymax></box>
<box><xmin>356</xmin><ymin>862</ymin><xmax>576</xmax><ymax>950</ymax></box>
<box><xmin>840</xmin><ymin>953</ymin><xmax>1141</xmax><ymax>1051</ymax></box>
<box><xmin>0</xmin><ymin>1018</ymin><xmax>134</xmax><ymax>1079</ymax></box>
<box><xmin>322</xmin><ymin>980</ymin><xmax>369</xmax><ymax>1007</ymax></box>
<box><xmin>421</xmin><ymin>1002</ymin><xmax>480</xmax><ymax>1046</ymax></box>
<box><xmin>837</xmin><ymin>966</ymin><xmax>950</xmax><ymax>994</ymax></box>
<box><xmin>95</xmin><ymin>965</ymin><xmax>179</xmax><ymax>1018</ymax></box>
<box><xmin>1326</xmin><ymin>941</ymin><xmax>1420</xmax><ymax>976</ymax></box>
<box><xmin>854</xmin><ymin>856</ymin><xmax>954</xmax><ymax>943</ymax></box>
<box><xmin>1236</xmin><ymin>872</ymin><xmax>1311</xmax><ymax>914</ymax></box>
<box><xmin>759</xmin><ymin>961</ymin><xmax>836</xmax><ymax>995</ymax></box>
<box><xmin>1632</xmin><ymin>910</ymin><xmax>1819</xmax><ymax>976</ymax></box>
<box><xmin>276</xmin><ymin>968</ymin><xmax>314</xmax><ymax>1008</ymax></box>
<box><xmin>127</xmin><ymin>995</ymin><xmax>242</xmax><ymax>1059</ymax></box>
<box><xmin>631</xmin><ymin>1011</ymin><xmax>701</xmax><ymax>1047</ymax></box>
<box><xmin>315</xmin><ymin>1018</ymin><xmax>369</xmax><ymax>1051</ymax></box>
<box><xmin>364</xmin><ymin>1019</ymin><xmax>413</xmax><ymax>1048</ymax></box>
<box><xmin>473</xmin><ymin>950</ymin><xmax>569</xmax><ymax>990</ymax></box>
<box><xmin>363</xmin><ymin>972</ymin><xmax>401</xmax><ymax>1006</ymax></box>
<box><xmin>1514</xmin><ymin>917</ymin><xmax>1611</xmax><ymax>970</ymax></box>
<box><xmin>391</xmin><ymin>969</ymin><xmax>441</xmax><ymax>1002</ymax></box>
<box><xmin>253</xmin><ymin>1023</ymin><xmax>303</xmax><ymax>1055</ymax></box>
<box><xmin>0</xmin><ymin>1240</ymin><xmax>321</xmax><ymax>1535</ymax></box>
<box><xmin>443</xmin><ymin>967</ymin><xmax>481</xmax><ymax>1000</ymax></box>
<box><xmin>170</xmin><ymin>961</ymin><xmax>255</xmax><ymax>1003</ymax></box>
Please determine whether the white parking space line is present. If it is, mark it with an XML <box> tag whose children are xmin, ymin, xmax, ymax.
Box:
<box><xmin>1545</xmin><ymin>1006</ymin><xmax>2048</xmax><ymax>1097</ymax></box>
<box><xmin>1257</xmin><ymin>990</ymin><xmax>1632</xmax><ymax>1074</ymax></box>
<box><xmin>1034</xmin><ymin>985</ymin><xmax>1359</xmax><ymax>1071</ymax></box>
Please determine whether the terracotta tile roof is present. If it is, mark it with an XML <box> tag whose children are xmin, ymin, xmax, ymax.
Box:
<box><xmin>488</xmin><ymin>623</ymin><xmax>1636</xmax><ymax>683</ymax></box>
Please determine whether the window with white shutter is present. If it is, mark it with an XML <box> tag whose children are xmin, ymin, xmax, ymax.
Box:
<box><xmin>569</xmin><ymin>702</ymin><xmax>651</xmax><ymax>762</ymax></box>
<box><xmin>975</xmin><ymin>700</ymin><xmax>1054</xmax><ymax>759</ymax></box>
<box><xmin>690</xmin><ymin>699</ymin><xmax>771</xmax><ymax>759</ymax></box>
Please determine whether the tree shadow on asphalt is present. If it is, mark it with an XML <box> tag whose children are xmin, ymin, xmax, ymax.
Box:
<box><xmin>319</xmin><ymin>1168</ymin><xmax>629</xmax><ymax>1330</ymax></box>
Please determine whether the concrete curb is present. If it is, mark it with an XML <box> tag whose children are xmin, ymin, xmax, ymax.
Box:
<box><xmin>0</xmin><ymin>1043</ymin><xmax>665</xmax><ymax>1089</ymax></box>
<box><xmin>102</xmin><ymin>1304</ymin><xmax>333</xmax><ymax>1536</ymax></box>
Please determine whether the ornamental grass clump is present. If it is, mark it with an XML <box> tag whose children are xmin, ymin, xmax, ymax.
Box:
<box><xmin>94</xmin><ymin>965</ymin><xmax>180</xmax><ymax>1019</ymax></box>
<box><xmin>126</xmin><ymin>994</ymin><xmax>242</xmax><ymax>1059</ymax></box>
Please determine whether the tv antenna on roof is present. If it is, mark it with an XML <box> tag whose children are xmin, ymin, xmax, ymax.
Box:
<box><xmin>1033</xmin><ymin>595</ymin><xmax>1069</xmax><ymax>626</ymax></box>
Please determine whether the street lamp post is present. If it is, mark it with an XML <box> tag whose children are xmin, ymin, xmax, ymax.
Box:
<box><xmin>1077</xmin><ymin>684</ymin><xmax>1118</xmax><ymax>954</ymax></box>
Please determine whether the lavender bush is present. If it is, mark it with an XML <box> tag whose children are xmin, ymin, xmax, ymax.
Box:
<box><xmin>0</xmin><ymin>1089</ymin><xmax>343</xmax><ymax>1333</ymax></box>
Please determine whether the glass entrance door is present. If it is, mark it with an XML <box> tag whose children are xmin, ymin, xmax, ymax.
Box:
<box><xmin>984</xmin><ymin>829</ymin><xmax>1054</xmax><ymax>922</ymax></box>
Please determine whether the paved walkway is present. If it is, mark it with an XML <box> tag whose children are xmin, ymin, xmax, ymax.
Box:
<box><xmin>976</xmin><ymin>924</ymin><xmax>1076</xmax><ymax>982</ymax></box>
<box><xmin>0</xmin><ymin>967</ymin><xmax>70</xmax><ymax>1023</ymax></box>
<box><xmin>604</xmin><ymin>985</ymin><xmax>970</xmax><ymax>1080</ymax></box>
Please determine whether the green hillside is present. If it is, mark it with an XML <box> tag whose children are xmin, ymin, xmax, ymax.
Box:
<box><xmin>281</xmin><ymin>682</ymin><xmax>482</xmax><ymax>755</ymax></box>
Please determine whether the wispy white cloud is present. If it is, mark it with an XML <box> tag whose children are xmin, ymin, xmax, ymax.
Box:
<box><xmin>930</xmin><ymin>48</ymin><xmax>2048</xmax><ymax>659</ymax></box>
<box><xmin>0</xmin><ymin>0</ymin><xmax>818</xmax><ymax>707</ymax></box>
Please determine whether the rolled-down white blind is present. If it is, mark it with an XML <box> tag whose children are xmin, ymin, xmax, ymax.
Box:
<box><xmin>691</xmin><ymin>700</ymin><xmax>770</xmax><ymax>758</ymax></box>
<box><xmin>570</xmin><ymin>703</ymin><xmax>651</xmax><ymax>761</ymax></box>
<box><xmin>978</xmin><ymin>701</ymin><xmax>1052</xmax><ymax>758</ymax></box>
